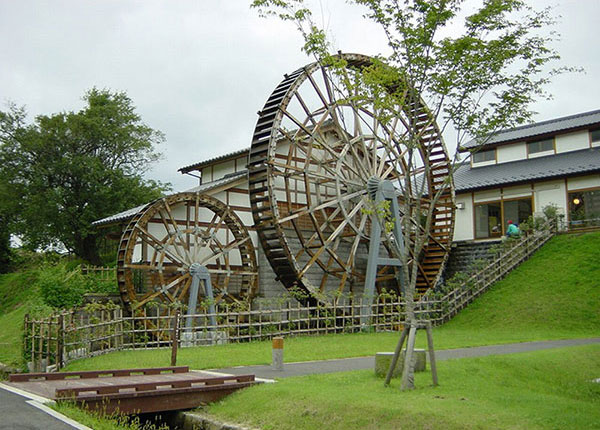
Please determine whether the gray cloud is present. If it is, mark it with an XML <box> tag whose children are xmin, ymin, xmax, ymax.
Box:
<box><xmin>1</xmin><ymin>1</ymin><xmax>597</xmax><ymax>191</ymax></box>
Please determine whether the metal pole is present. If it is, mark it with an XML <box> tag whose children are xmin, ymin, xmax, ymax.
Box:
<box><xmin>202</xmin><ymin>275</ymin><xmax>217</xmax><ymax>330</ymax></box>
<box><xmin>186</xmin><ymin>272</ymin><xmax>200</xmax><ymax>330</ymax></box>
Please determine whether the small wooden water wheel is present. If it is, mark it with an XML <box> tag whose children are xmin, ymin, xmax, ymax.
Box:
<box><xmin>117</xmin><ymin>192</ymin><xmax>258</xmax><ymax>313</ymax></box>
<box><xmin>247</xmin><ymin>53</ymin><xmax>454</xmax><ymax>304</ymax></box>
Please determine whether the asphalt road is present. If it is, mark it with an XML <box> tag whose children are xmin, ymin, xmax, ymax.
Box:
<box><xmin>211</xmin><ymin>337</ymin><xmax>600</xmax><ymax>379</ymax></box>
<box><xmin>0</xmin><ymin>387</ymin><xmax>83</xmax><ymax>430</ymax></box>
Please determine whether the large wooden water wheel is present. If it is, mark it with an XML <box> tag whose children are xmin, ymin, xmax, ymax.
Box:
<box><xmin>248</xmin><ymin>53</ymin><xmax>454</xmax><ymax>304</ymax></box>
<box><xmin>117</xmin><ymin>192</ymin><xmax>258</xmax><ymax>313</ymax></box>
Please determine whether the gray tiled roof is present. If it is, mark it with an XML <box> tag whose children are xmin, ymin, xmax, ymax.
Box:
<box><xmin>461</xmin><ymin>109</ymin><xmax>600</xmax><ymax>150</ymax></box>
<box><xmin>92</xmin><ymin>170</ymin><xmax>248</xmax><ymax>227</ymax></box>
<box><xmin>178</xmin><ymin>147</ymin><xmax>250</xmax><ymax>174</ymax></box>
<box><xmin>454</xmin><ymin>148</ymin><xmax>600</xmax><ymax>192</ymax></box>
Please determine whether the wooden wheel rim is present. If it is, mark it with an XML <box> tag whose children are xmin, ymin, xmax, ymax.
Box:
<box><xmin>117</xmin><ymin>192</ymin><xmax>258</xmax><ymax>312</ymax></box>
<box><xmin>249</xmin><ymin>53</ymin><xmax>455</xmax><ymax>302</ymax></box>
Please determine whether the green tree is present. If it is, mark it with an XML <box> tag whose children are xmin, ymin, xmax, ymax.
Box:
<box><xmin>0</xmin><ymin>89</ymin><xmax>170</xmax><ymax>264</ymax></box>
<box><xmin>252</xmin><ymin>0</ymin><xmax>571</xmax><ymax>389</ymax></box>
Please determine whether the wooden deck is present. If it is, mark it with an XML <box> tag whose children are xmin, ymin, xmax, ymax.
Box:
<box><xmin>6</xmin><ymin>366</ymin><xmax>258</xmax><ymax>414</ymax></box>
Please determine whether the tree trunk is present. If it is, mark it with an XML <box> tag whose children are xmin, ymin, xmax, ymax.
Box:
<box><xmin>77</xmin><ymin>234</ymin><xmax>102</xmax><ymax>265</ymax></box>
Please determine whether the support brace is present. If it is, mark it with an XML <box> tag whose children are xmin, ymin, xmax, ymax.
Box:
<box><xmin>186</xmin><ymin>263</ymin><xmax>217</xmax><ymax>331</ymax></box>
<box><xmin>361</xmin><ymin>178</ymin><xmax>406</xmax><ymax>326</ymax></box>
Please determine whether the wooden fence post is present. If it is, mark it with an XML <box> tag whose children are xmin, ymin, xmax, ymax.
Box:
<box><xmin>171</xmin><ymin>309</ymin><xmax>180</xmax><ymax>366</ymax></box>
<box><xmin>57</xmin><ymin>314</ymin><xmax>64</xmax><ymax>370</ymax></box>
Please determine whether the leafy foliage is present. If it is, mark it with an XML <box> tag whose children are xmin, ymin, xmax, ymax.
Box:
<box><xmin>0</xmin><ymin>89</ymin><xmax>170</xmax><ymax>263</ymax></box>
<box><xmin>37</xmin><ymin>263</ymin><xmax>117</xmax><ymax>309</ymax></box>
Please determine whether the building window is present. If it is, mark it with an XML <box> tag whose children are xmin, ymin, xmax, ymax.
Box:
<box><xmin>472</xmin><ymin>149</ymin><xmax>495</xmax><ymax>164</ymax></box>
<box><xmin>474</xmin><ymin>197</ymin><xmax>533</xmax><ymax>239</ymax></box>
<box><xmin>475</xmin><ymin>202</ymin><xmax>502</xmax><ymax>239</ymax></box>
<box><xmin>502</xmin><ymin>198</ymin><xmax>533</xmax><ymax>232</ymax></box>
<box><xmin>569</xmin><ymin>188</ymin><xmax>600</xmax><ymax>229</ymax></box>
<box><xmin>527</xmin><ymin>138</ymin><xmax>554</xmax><ymax>155</ymax></box>
<box><xmin>590</xmin><ymin>129</ymin><xmax>600</xmax><ymax>145</ymax></box>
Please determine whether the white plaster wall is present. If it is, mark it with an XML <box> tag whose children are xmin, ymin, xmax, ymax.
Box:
<box><xmin>503</xmin><ymin>184</ymin><xmax>532</xmax><ymax>199</ymax></box>
<box><xmin>555</xmin><ymin>130</ymin><xmax>589</xmax><ymax>153</ymax></box>
<box><xmin>235</xmin><ymin>156</ymin><xmax>248</xmax><ymax>171</ymax></box>
<box><xmin>533</xmin><ymin>180</ymin><xmax>566</xmax><ymax>214</ymax></box>
<box><xmin>229</xmin><ymin>191</ymin><xmax>250</xmax><ymax>208</ymax></box>
<box><xmin>567</xmin><ymin>174</ymin><xmax>600</xmax><ymax>191</ymax></box>
<box><xmin>210</xmin><ymin>190</ymin><xmax>228</xmax><ymax>202</ymax></box>
<box><xmin>212</xmin><ymin>160</ymin><xmax>235</xmax><ymax>181</ymax></box>
<box><xmin>453</xmin><ymin>193</ymin><xmax>473</xmax><ymax>241</ymax></box>
<box><xmin>201</xmin><ymin>166</ymin><xmax>212</xmax><ymax>183</ymax></box>
<box><xmin>497</xmin><ymin>142</ymin><xmax>526</xmax><ymax>164</ymax></box>
<box><xmin>474</xmin><ymin>189</ymin><xmax>501</xmax><ymax>203</ymax></box>
<box><xmin>236</xmin><ymin>211</ymin><xmax>254</xmax><ymax>228</ymax></box>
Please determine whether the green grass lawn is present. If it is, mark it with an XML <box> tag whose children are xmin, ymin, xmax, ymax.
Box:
<box><xmin>0</xmin><ymin>270</ymin><xmax>41</xmax><ymax>367</ymax></box>
<box><xmin>204</xmin><ymin>344</ymin><xmax>600</xmax><ymax>430</ymax></box>
<box><xmin>64</xmin><ymin>232</ymin><xmax>600</xmax><ymax>372</ymax></box>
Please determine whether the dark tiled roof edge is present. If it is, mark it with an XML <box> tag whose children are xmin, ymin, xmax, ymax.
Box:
<box><xmin>92</xmin><ymin>171</ymin><xmax>248</xmax><ymax>227</ymax></box>
<box><xmin>460</xmin><ymin>108</ymin><xmax>600</xmax><ymax>150</ymax></box>
<box><xmin>178</xmin><ymin>147</ymin><xmax>250</xmax><ymax>174</ymax></box>
<box><xmin>454</xmin><ymin>148</ymin><xmax>600</xmax><ymax>193</ymax></box>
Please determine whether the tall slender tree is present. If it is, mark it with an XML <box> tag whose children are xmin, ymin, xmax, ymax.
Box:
<box><xmin>251</xmin><ymin>0</ymin><xmax>570</xmax><ymax>389</ymax></box>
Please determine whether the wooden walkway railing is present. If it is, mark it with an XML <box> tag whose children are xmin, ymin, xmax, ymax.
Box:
<box><xmin>24</xmin><ymin>221</ymin><xmax>556</xmax><ymax>371</ymax></box>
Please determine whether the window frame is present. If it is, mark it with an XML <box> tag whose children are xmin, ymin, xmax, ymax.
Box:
<box><xmin>590</xmin><ymin>129</ymin><xmax>600</xmax><ymax>146</ymax></box>
<box><xmin>526</xmin><ymin>138</ymin><xmax>555</xmax><ymax>156</ymax></box>
<box><xmin>472</xmin><ymin>149</ymin><xmax>496</xmax><ymax>164</ymax></box>
<box><xmin>473</xmin><ymin>196</ymin><xmax>533</xmax><ymax>239</ymax></box>
<box><xmin>567</xmin><ymin>186</ymin><xmax>600</xmax><ymax>229</ymax></box>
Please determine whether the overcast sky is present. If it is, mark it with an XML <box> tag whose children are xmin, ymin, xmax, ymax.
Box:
<box><xmin>1</xmin><ymin>1</ymin><xmax>598</xmax><ymax>191</ymax></box>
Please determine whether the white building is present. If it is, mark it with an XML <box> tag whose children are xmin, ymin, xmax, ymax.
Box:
<box><xmin>453</xmin><ymin>109</ymin><xmax>600</xmax><ymax>241</ymax></box>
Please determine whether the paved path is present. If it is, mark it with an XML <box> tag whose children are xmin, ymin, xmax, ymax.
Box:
<box><xmin>0</xmin><ymin>386</ymin><xmax>87</xmax><ymax>430</ymax></box>
<box><xmin>211</xmin><ymin>337</ymin><xmax>600</xmax><ymax>380</ymax></box>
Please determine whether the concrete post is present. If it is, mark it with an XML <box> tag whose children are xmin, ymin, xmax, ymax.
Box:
<box><xmin>272</xmin><ymin>337</ymin><xmax>284</xmax><ymax>371</ymax></box>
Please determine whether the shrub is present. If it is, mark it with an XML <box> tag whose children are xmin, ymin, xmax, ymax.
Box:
<box><xmin>37</xmin><ymin>263</ymin><xmax>118</xmax><ymax>309</ymax></box>
<box><xmin>38</xmin><ymin>265</ymin><xmax>89</xmax><ymax>309</ymax></box>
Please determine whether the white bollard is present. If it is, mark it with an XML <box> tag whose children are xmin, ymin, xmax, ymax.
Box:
<box><xmin>272</xmin><ymin>337</ymin><xmax>284</xmax><ymax>371</ymax></box>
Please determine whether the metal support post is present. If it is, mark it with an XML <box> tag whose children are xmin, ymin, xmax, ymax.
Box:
<box><xmin>362</xmin><ymin>178</ymin><xmax>406</xmax><ymax>327</ymax></box>
<box><xmin>186</xmin><ymin>263</ymin><xmax>217</xmax><ymax>331</ymax></box>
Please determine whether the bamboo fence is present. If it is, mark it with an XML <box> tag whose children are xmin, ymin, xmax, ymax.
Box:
<box><xmin>25</xmin><ymin>221</ymin><xmax>555</xmax><ymax>371</ymax></box>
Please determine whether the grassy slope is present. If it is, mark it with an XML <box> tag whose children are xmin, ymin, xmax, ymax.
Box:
<box><xmin>64</xmin><ymin>232</ymin><xmax>600</xmax><ymax>372</ymax></box>
<box><xmin>0</xmin><ymin>271</ymin><xmax>40</xmax><ymax>366</ymax></box>
<box><xmin>206</xmin><ymin>344</ymin><xmax>600</xmax><ymax>430</ymax></box>
<box><xmin>436</xmin><ymin>231</ymin><xmax>600</xmax><ymax>342</ymax></box>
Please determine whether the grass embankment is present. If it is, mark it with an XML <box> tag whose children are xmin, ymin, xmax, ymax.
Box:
<box><xmin>51</xmin><ymin>403</ymin><xmax>168</xmax><ymax>430</ymax></box>
<box><xmin>0</xmin><ymin>271</ymin><xmax>40</xmax><ymax>366</ymax></box>
<box><xmin>0</xmin><ymin>257</ymin><xmax>116</xmax><ymax>368</ymax></box>
<box><xmin>206</xmin><ymin>344</ymin><xmax>600</xmax><ymax>430</ymax></box>
<box><xmin>64</xmin><ymin>232</ymin><xmax>600</xmax><ymax>372</ymax></box>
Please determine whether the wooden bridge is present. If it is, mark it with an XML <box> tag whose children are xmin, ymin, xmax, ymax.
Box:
<box><xmin>6</xmin><ymin>366</ymin><xmax>258</xmax><ymax>414</ymax></box>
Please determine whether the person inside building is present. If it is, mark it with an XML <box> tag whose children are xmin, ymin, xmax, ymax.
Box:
<box><xmin>506</xmin><ymin>220</ymin><xmax>520</xmax><ymax>238</ymax></box>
